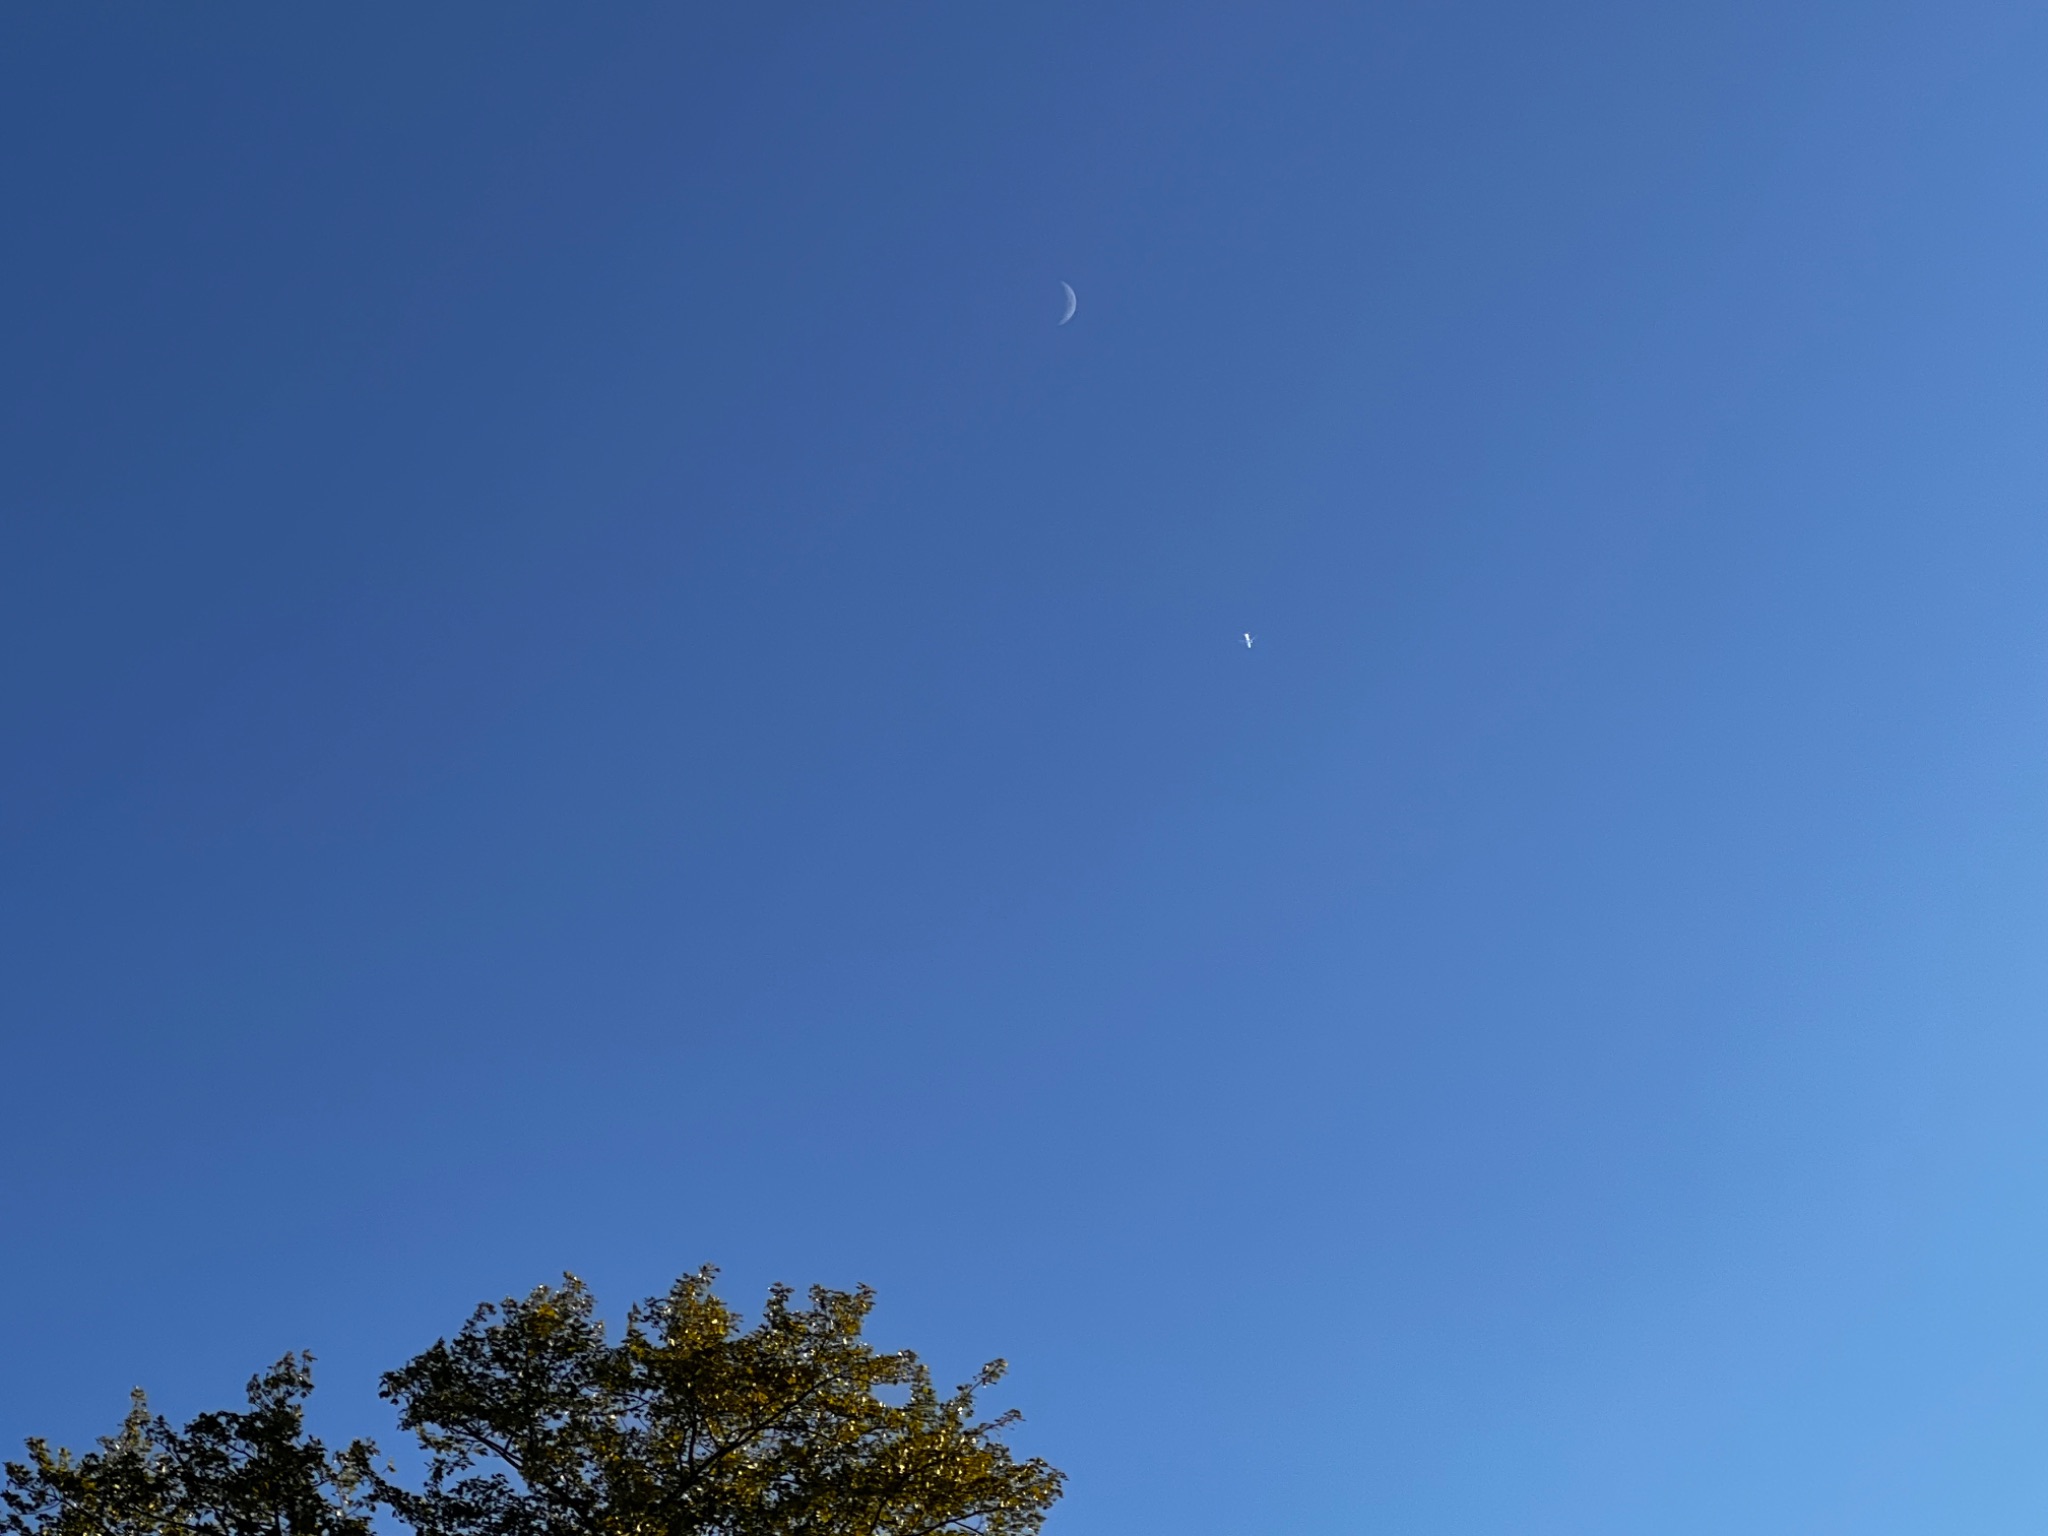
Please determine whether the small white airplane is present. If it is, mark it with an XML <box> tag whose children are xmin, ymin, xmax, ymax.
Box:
<box><xmin>1243</xmin><ymin>633</ymin><xmax>1254</xmax><ymax>648</ymax></box>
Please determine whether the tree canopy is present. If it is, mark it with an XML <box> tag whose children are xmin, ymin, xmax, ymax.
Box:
<box><xmin>3</xmin><ymin>1272</ymin><xmax>1061</xmax><ymax>1536</ymax></box>
<box><xmin>1</xmin><ymin>1356</ymin><xmax>374</xmax><ymax>1536</ymax></box>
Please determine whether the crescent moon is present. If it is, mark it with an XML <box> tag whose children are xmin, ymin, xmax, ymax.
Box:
<box><xmin>1058</xmin><ymin>281</ymin><xmax>1077</xmax><ymax>325</ymax></box>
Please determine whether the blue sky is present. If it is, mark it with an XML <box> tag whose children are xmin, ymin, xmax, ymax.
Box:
<box><xmin>8</xmin><ymin>3</ymin><xmax>2048</xmax><ymax>1532</ymax></box>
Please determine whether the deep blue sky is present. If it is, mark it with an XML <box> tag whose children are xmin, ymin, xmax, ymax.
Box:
<box><xmin>8</xmin><ymin>3</ymin><xmax>2048</xmax><ymax>1531</ymax></box>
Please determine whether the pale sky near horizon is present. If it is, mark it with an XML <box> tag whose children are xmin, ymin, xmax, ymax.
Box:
<box><xmin>9</xmin><ymin>4</ymin><xmax>2048</xmax><ymax>1532</ymax></box>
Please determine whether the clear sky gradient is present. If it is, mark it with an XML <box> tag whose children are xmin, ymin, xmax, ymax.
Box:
<box><xmin>8</xmin><ymin>4</ymin><xmax>2048</xmax><ymax>1532</ymax></box>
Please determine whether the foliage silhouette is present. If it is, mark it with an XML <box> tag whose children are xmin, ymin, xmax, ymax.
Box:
<box><xmin>2</xmin><ymin>1355</ymin><xmax>375</xmax><ymax>1536</ymax></box>
<box><xmin>4</xmin><ymin>1272</ymin><xmax>1061</xmax><ymax>1536</ymax></box>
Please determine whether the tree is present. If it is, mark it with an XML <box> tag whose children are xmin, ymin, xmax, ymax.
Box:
<box><xmin>375</xmin><ymin>1270</ymin><xmax>1062</xmax><ymax>1536</ymax></box>
<box><xmin>4</xmin><ymin>1273</ymin><xmax>1062</xmax><ymax>1536</ymax></box>
<box><xmin>1</xmin><ymin>1355</ymin><xmax>375</xmax><ymax>1536</ymax></box>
